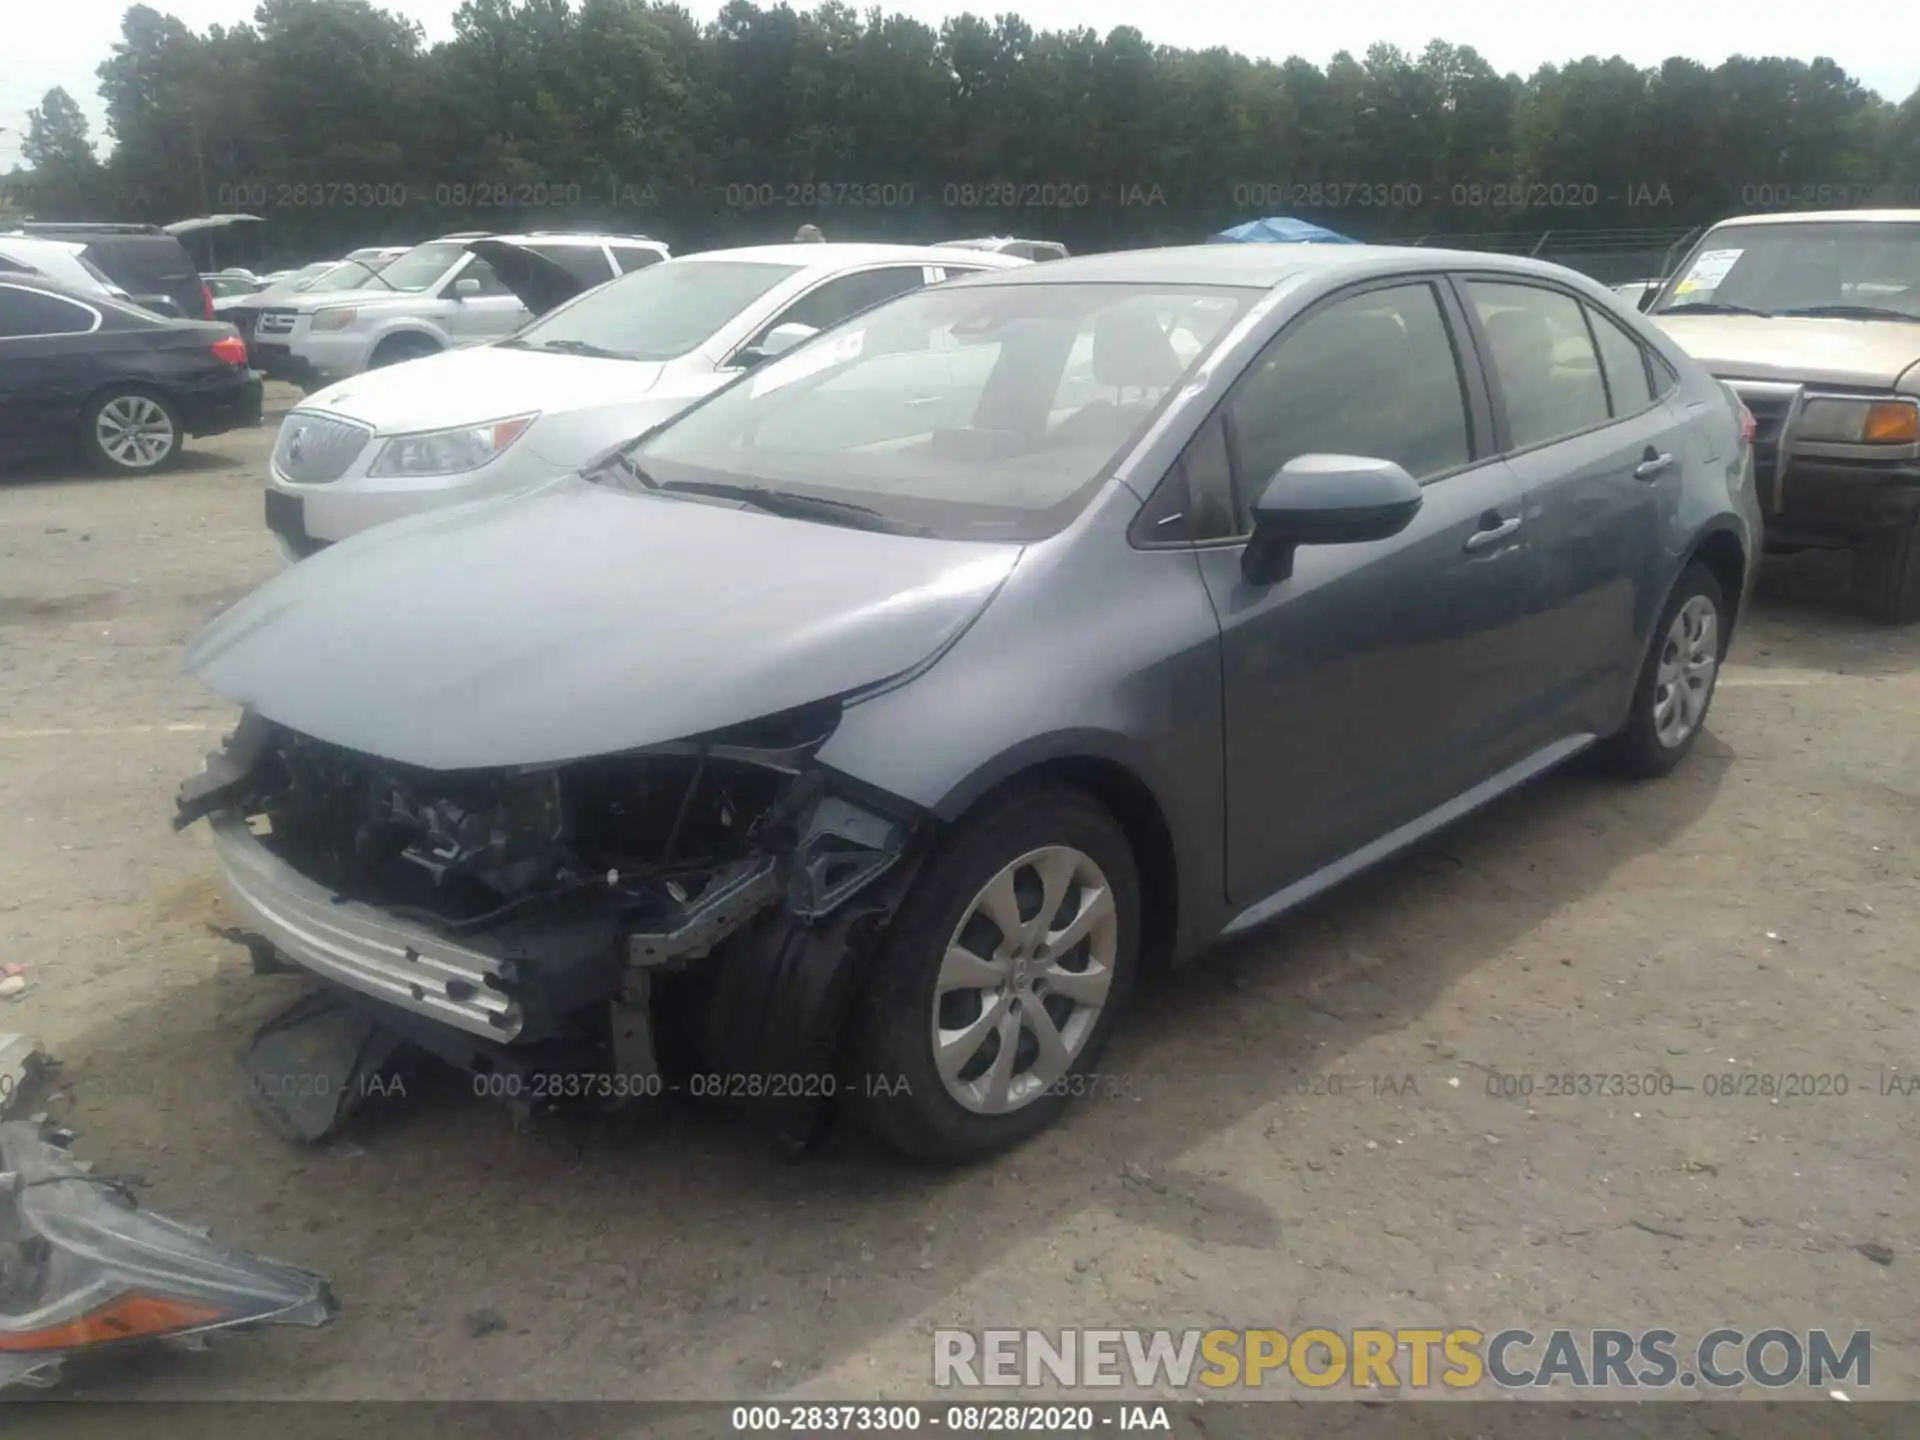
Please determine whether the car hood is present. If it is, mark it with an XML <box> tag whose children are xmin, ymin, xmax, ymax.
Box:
<box><xmin>278</xmin><ymin>286</ymin><xmax>432</xmax><ymax>312</ymax></box>
<box><xmin>183</xmin><ymin>478</ymin><xmax>1021</xmax><ymax>770</ymax></box>
<box><xmin>301</xmin><ymin>346</ymin><xmax>667</xmax><ymax>433</ymax></box>
<box><xmin>1653</xmin><ymin>314</ymin><xmax>1920</xmax><ymax>392</ymax></box>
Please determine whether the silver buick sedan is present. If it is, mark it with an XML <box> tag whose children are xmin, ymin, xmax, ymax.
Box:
<box><xmin>176</xmin><ymin>244</ymin><xmax>1761</xmax><ymax>1162</ymax></box>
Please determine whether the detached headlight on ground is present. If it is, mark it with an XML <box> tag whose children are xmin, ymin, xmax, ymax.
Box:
<box><xmin>1797</xmin><ymin>396</ymin><xmax>1920</xmax><ymax>445</ymax></box>
<box><xmin>368</xmin><ymin>415</ymin><xmax>538</xmax><ymax>478</ymax></box>
<box><xmin>308</xmin><ymin>307</ymin><xmax>358</xmax><ymax>332</ymax></box>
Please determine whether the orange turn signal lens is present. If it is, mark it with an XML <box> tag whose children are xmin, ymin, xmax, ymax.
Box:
<box><xmin>0</xmin><ymin>1294</ymin><xmax>229</xmax><ymax>1352</ymax></box>
<box><xmin>1863</xmin><ymin>402</ymin><xmax>1920</xmax><ymax>444</ymax></box>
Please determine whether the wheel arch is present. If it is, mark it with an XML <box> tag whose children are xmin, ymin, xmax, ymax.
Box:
<box><xmin>1684</xmin><ymin>521</ymin><xmax>1750</xmax><ymax>646</ymax></box>
<box><xmin>368</xmin><ymin>324</ymin><xmax>445</xmax><ymax>364</ymax></box>
<box><xmin>926</xmin><ymin>737</ymin><xmax>1182</xmax><ymax>975</ymax></box>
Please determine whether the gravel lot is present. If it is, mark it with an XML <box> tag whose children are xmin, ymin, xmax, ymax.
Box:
<box><xmin>0</xmin><ymin>388</ymin><xmax>1914</xmax><ymax>1401</ymax></box>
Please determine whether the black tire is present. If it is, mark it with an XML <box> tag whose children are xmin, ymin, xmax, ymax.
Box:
<box><xmin>1597</xmin><ymin>562</ymin><xmax>1728</xmax><ymax>779</ymax></box>
<box><xmin>851</xmin><ymin>786</ymin><xmax>1140</xmax><ymax>1163</ymax></box>
<box><xmin>81</xmin><ymin>387</ymin><xmax>183</xmax><ymax>474</ymax></box>
<box><xmin>369</xmin><ymin>334</ymin><xmax>441</xmax><ymax>369</ymax></box>
<box><xmin>1854</xmin><ymin>517</ymin><xmax>1920</xmax><ymax>624</ymax></box>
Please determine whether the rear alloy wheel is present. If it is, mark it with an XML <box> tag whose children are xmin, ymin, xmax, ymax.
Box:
<box><xmin>1598</xmin><ymin>563</ymin><xmax>1726</xmax><ymax>778</ymax></box>
<box><xmin>1854</xmin><ymin>516</ymin><xmax>1920</xmax><ymax>624</ymax></box>
<box><xmin>84</xmin><ymin>390</ymin><xmax>181</xmax><ymax>473</ymax></box>
<box><xmin>854</xmin><ymin>788</ymin><xmax>1139</xmax><ymax>1161</ymax></box>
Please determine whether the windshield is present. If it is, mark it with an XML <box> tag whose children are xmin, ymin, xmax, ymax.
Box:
<box><xmin>1654</xmin><ymin>222</ymin><xmax>1920</xmax><ymax>318</ymax></box>
<box><xmin>510</xmin><ymin>259</ymin><xmax>802</xmax><ymax>360</ymax></box>
<box><xmin>302</xmin><ymin>259</ymin><xmax>388</xmax><ymax>294</ymax></box>
<box><xmin>357</xmin><ymin>241</ymin><xmax>467</xmax><ymax>293</ymax></box>
<box><xmin>626</xmin><ymin>280</ymin><xmax>1255</xmax><ymax>541</ymax></box>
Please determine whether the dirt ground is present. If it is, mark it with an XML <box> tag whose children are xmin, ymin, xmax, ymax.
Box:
<box><xmin>0</xmin><ymin>388</ymin><xmax>1914</xmax><ymax>1403</ymax></box>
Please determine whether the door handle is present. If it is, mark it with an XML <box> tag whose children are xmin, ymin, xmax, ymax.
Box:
<box><xmin>1464</xmin><ymin>514</ymin><xmax>1522</xmax><ymax>553</ymax></box>
<box><xmin>1634</xmin><ymin>451</ymin><xmax>1674</xmax><ymax>481</ymax></box>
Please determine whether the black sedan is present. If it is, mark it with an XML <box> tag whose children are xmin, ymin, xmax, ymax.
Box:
<box><xmin>0</xmin><ymin>275</ymin><xmax>264</xmax><ymax>475</ymax></box>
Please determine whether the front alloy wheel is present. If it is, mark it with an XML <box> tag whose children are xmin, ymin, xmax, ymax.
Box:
<box><xmin>934</xmin><ymin>845</ymin><xmax>1118</xmax><ymax>1116</ymax></box>
<box><xmin>856</xmin><ymin>787</ymin><xmax>1139</xmax><ymax>1161</ymax></box>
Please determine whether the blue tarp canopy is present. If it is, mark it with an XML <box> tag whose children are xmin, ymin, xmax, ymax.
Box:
<box><xmin>1211</xmin><ymin>217</ymin><xmax>1359</xmax><ymax>245</ymax></box>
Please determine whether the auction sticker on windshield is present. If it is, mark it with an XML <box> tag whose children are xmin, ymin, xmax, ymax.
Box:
<box><xmin>1674</xmin><ymin>247</ymin><xmax>1743</xmax><ymax>296</ymax></box>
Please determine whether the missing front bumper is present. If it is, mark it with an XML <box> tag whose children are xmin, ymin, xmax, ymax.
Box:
<box><xmin>209</xmin><ymin>813</ymin><xmax>526</xmax><ymax>1041</ymax></box>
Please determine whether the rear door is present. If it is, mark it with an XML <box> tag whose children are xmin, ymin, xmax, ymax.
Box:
<box><xmin>1173</xmin><ymin>278</ymin><xmax>1534</xmax><ymax>900</ymax></box>
<box><xmin>1457</xmin><ymin>276</ymin><xmax>1683</xmax><ymax>742</ymax></box>
<box><xmin>0</xmin><ymin>282</ymin><xmax>107</xmax><ymax>464</ymax></box>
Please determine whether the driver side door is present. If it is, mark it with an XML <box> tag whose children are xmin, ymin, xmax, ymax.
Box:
<box><xmin>1176</xmin><ymin>278</ymin><xmax>1536</xmax><ymax>904</ymax></box>
<box><xmin>439</xmin><ymin>256</ymin><xmax>530</xmax><ymax>341</ymax></box>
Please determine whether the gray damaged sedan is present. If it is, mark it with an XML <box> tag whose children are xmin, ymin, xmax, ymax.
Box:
<box><xmin>175</xmin><ymin>245</ymin><xmax>1762</xmax><ymax>1161</ymax></box>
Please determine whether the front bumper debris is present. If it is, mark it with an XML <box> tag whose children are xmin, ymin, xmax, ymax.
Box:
<box><xmin>0</xmin><ymin>1119</ymin><xmax>335</xmax><ymax>1391</ymax></box>
<box><xmin>209</xmin><ymin>812</ymin><xmax>526</xmax><ymax>1041</ymax></box>
<box><xmin>176</xmin><ymin>710</ymin><xmax>923</xmax><ymax>1148</ymax></box>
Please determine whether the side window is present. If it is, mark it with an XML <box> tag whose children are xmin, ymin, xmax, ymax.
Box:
<box><xmin>525</xmin><ymin>243</ymin><xmax>616</xmax><ymax>286</ymax></box>
<box><xmin>767</xmin><ymin>266</ymin><xmax>927</xmax><ymax>335</ymax></box>
<box><xmin>1466</xmin><ymin>280</ymin><xmax>1610</xmax><ymax>449</ymax></box>
<box><xmin>0</xmin><ymin>284</ymin><xmax>98</xmax><ymax>338</ymax></box>
<box><xmin>1225</xmin><ymin>281</ymin><xmax>1471</xmax><ymax>527</ymax></box>
<box><xmin>1585</xmin><ymin>303</ymin><xmax>1655</xmax><ymax>416</ymax></box>
<box><xmin>1649</xmin><ymin>350</ymin><xmax>1680</xmax><ymax>398</ymax></box>
<box><xmin>611</xmin><ymin>245</ymin><xmax>663</xmax><ymax>274</ymax></box>
<box><xmin>450</xmin><ymin>257</ymin><xmax>513</xmax><ymax>297</ymax></box>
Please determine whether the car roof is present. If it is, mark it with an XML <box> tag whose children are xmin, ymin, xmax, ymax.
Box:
<box><xmin>0</xmin><ymin>235</ymin><xmax>89</xmax><ymax>261</ymax></box>
<box><xmin>467</xmin><ymin>232</ymin><xmax>667</xmax><ymax>247</ymax></box>
<box><xmin>1704</xmin><ymin>209</ymin><xmax>1920</xmax><ymax>229</ymax></box>
<box><xmin>683</xmin><ymin>242</ymin><xmax>1027</xmax><ymax>268</ymax></box>
<box><xmin>947</xmin><ymin>243</ymin><xmax>1612</xmax><ymax>290</ymax></box>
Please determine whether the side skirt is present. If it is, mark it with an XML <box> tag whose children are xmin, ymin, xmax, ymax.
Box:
<box><xmin>1220</xmin><ymin>733</ymin><xmax>1597</xmax><ymax>940</ymax></box>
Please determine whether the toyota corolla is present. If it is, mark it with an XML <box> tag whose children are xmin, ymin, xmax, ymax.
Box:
<box><xmin>175</xmin><ymin>244</ymin><xmax>1759</xmax><ymax>1161</ymax></box>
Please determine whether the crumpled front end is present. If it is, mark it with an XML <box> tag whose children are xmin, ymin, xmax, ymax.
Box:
<box><xmin>0</xmin><ymin>1119</ymin><xmax>334</xmax><ymax>1390</ymax></box>
<box><xmin>174</xmin><ymin>703</ymin><xmax>925</xmax><ymax>1143</ymax></box>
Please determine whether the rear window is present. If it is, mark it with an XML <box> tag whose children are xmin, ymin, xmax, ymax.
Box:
<box><xmin>524</xmin><ymin>243</ymin><xmax>615</xmax><ymax>286</ymax></box>
<box><xmin>79</xmin><ymin>236</ymin><xmax>196</xmax><ymax>290</ymax></box>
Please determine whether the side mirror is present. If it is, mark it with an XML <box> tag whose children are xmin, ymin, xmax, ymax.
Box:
<box><xmin>1241</xmin><ymin>455</ymin><xmax>1423</xmax><ymax>587</ymax></box>
<box><xmin>452</xmin><ymin>277</ymin><xmax>482</xmax><ymax>299</ymax></box>
<box><xmin>1637</xmin><ymin>283</ymin><xmax>1662</xmax><ymax>312</ymax></box>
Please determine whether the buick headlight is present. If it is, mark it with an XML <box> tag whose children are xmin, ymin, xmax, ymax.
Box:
<box><xmin>309</xmin><ymin>307</ymin><xmax>359</xmax><ymax>332</ymax></box>
<box><xmin>1796</xmin><ymin>396</ymin><xmax>1920</xmax><ymax>445</ymax></box>
<box><xmin>367</xmin><ymin>414</ymin><xmax>539</xmax><ymax>478</ymax></box>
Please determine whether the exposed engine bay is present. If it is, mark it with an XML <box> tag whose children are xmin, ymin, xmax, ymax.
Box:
<box><xmin>174</xmin><ymin>705</ymin><xmax>924</xmax><ymax>1146</ymax></box>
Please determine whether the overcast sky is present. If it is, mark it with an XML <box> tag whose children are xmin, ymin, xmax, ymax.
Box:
<box><xmin>3</xmin><ymin>0</ymin><xmax>1916</xmax><ymax>169</ymax></box>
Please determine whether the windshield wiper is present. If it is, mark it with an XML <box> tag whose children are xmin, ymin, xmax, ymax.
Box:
<box><xmin>1656</xmin><ymin>301</ymin><xmax>1773</xmax><ymax>317</ymax></box>
<box><xmin>656</xmin><ymin>479</ymin><xmax>934</xmax><ymax>536</ymax></box>
<box><xmin>518</xmin><ymin>338</ymin><xmax>633</xmax><ymax>359</ymax></box>
<box><xmin>1773</xmin><ymin>304</ymin><xmax>1920</xmax><ymax>324</ymax></box>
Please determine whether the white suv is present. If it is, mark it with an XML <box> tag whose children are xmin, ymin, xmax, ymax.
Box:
<box><xmin>248</xmin><ymin>232</ymin><xmax>669</xmax><ymax>388</ymax></box>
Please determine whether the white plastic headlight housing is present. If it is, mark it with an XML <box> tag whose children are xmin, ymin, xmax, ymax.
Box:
<box><xmin>1796</xmin><ymin>396</ymin><xmax>1920</xmax><ymax>445</ymax></box>
<box><xmin>367</xmin><ymin>414</ymin><xmax>539</xmax><ymax>478</ymax></box>
<box><xmin>309</xmin><ymin>307</ymin><xmax>359</xmax><ymax>332</ymax></box>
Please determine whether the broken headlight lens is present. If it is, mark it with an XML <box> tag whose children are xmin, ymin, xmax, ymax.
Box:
<box><xmin>368</xmin><ymin>414</ymin><xmax>538</xmax><ymax>477</ymax></box>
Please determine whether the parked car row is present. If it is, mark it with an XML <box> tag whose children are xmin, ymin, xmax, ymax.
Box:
<box><xmin>264</xmin><ymin>240</ymin><xmax>1022</xmax><ymax>554</ymax></box>
<box><xmin>171</xmin><ymin>230</ymin><xmax>1767</xmax><ymax>1163</ymax></box>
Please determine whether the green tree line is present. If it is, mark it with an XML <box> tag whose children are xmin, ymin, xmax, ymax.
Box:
<box><xmin>7</xmin><ymin>0</ymin><xmax>1920</xmax><ymax>262</ymax></box>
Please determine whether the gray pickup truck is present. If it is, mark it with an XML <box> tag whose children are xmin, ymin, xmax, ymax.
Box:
<box><xmin>1646</xmin><ymin>209</ymin><xmax>1920</xmax><ymax>621</ymax></box>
